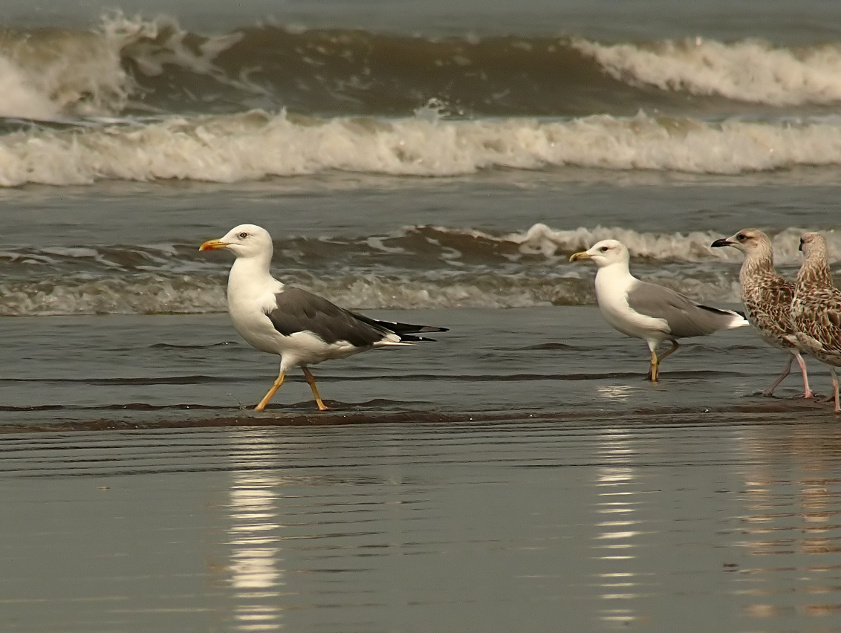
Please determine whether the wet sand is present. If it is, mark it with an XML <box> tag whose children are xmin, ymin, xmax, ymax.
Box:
<box><xmin>2</xmin><ymin>415</ymin><xmax>840</xmax><ymax>632</ymax></box>
<box><xmin>2</xmin><ymin>307</ymin><xmax>841</xmax><ymax>631</ymax></box>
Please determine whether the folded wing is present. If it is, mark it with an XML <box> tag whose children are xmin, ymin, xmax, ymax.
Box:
<box><xmin>627</xmin><ymin>281</ymin><xmax>746</xmax><ymax>338</ymax></box>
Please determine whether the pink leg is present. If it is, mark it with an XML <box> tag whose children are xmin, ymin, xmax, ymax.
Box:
<box><xmin>763</xmin><ymin>355</ymin><xmax>792</xmax><ymax>397</ymax></box>
<box><xmin>831</xmin><ymin>367</ymin><xmax>840</xmax><ymax>413</ymax></box>
<box><xmin>792</xmin><ymin>352</ymin><xmax>813</xmax><ymax>399</ymax></box>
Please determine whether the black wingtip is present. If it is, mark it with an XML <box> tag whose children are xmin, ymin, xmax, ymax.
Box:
<box><xmin>354</xmin><ymin>314</ymin><xmax>449</xmax><ymax>339</ymax></box>
<box><xmin>375</xmin><ymin>320</ymin><xmax>448</xmax><ymax>336</ymax></box>
<box><xmin>399</xmin><ymin>334</ymin><xmax>440</xmax><ymax>342</ymax></box>
<box><xmin>697</xmin><ymin>304</ymin><xmax>745</xmax><ymax>319</ymax></box>
<box><xmin>394</xmin><ymin>325</ymin><xmax>447</xmax><ymax>342</ymax></box>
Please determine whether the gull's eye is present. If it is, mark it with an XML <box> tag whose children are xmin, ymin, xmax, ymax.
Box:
<box><xmin>599</xmin><ymin>246</ymin><xmax>609</xmax><ymax>252</ymax></box>
<box><xmin>736</xmin><ymin>233</ymin><xmax>746</xmax><ymax>241</ymax></box>
<box><xmin>238</xmin><ymin>232</ymin><xmax>248</xmax><ymax>239</ymax></box>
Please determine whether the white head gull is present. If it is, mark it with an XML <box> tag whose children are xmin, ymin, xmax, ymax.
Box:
<box><xmin>570</xmin><ymin>239</ymin><xmax>748</xmax><ymax>382</ymax></box>
<box><xmin>791</xmin><ymin>232</ymin><xmax>841</xmax><ymax>413</ymax></box>
<box><xmin>200</xmin><ymin>224</ymin><xmax>447</xmax><ymax>411</ymax></box>
<box><xmin>711</xmin><ymin>228</ymin><xmax>813</xmax><ymax>398</ymax></box>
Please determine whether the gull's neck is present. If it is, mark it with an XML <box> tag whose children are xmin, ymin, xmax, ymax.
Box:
<box><xmin>798</xmin><ymin>251</ymin><xmax>833</xmax><ymax>289</ymax></box>
<box><xmin>228</xmin><ymin>252</ymin><xmax>282</xmax><ymax>299</ymax></box>
<box><xmin>594</xmin><ymin>260</ymin><xmax>637</xmax><ymax>298</ymax></box>
<box><xmin>740</xmin><ymin>247</ymin><xmax>779</xmax><ymax>285</ymax></box>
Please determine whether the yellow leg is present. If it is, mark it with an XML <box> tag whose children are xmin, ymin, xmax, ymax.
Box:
<box><xmin>647</xmin><ymin>341</ymin><xmax>678</xmax><ymax>382</ymax></box>
<box><xmin>255</xmin><ymin>370</ymin><xmax>285</xmax><ymax>411</ymax></box>
<box><xmin>648</xmin><ymin>348</ymin><xmax>659</xmax><ymax>383</ymax></box>
<box><xmin>658</xmin><ymin>341</ymin><xmax>680</xmax><ymax>363</ymax></box>
<box><xmin>302</xmin><ymin>367</ymin><xmax>328</xmax><ymax>411</ymax></box>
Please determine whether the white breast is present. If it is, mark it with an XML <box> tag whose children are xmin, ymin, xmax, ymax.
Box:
<box><xmin>227</xmin><ymin>260</ymin><xmax>286</xmax><ymax>354</ymax></box>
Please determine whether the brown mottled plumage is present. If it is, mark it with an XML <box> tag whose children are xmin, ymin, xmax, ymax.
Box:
<box><xmin>791</xmin><ymin>232</ymin><xmax>841</xmax><ymax>413</ymax></box>
<box><xmin>711</xmin><ymin>228</ymin><xmax>812</xmax><ymax>398</ymax></box>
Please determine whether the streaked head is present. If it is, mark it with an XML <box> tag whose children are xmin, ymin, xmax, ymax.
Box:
<box><xmin>200</xmin><ymin>224</ymin><xmax>273</xmax><ymax>258</ymax></box>
<box><xmin>710</xmin><ymin>228</ymin><xmax>771</xmax><ymax>256</ymax></box>
<box><xmin>569</xmin><ymin>239</ymin><xmax>630</xmax><ymax>268</ymax></box>
<box><xmin>799</xmin><ymin>232</ymin><xmax>827</xmax><ymax>258</ymax></box>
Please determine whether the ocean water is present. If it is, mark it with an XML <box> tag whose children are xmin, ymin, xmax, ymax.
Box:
<box><xmin>1</xmin><ymin>1</ymin><xmax>841</xmax><ymax>316</ymax></box>
<box><xmin>3</xmin><ymin>1</ymin><xmax>841</xmax><ymax>631</ymax></box>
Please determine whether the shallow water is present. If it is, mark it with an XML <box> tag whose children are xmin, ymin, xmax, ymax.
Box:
<box><xmin>0</xmin><ymin>306</ymin><xmax>831</xmax><ymax>428</ymax></box>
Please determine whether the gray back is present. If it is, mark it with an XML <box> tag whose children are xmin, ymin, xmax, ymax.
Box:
<box><xmin>267</xmin><ymin>287</ymin><xmax>387</xmax><ymax>347</ymax></box>
<box><xmin>627</xmin><ymin>282</ymin><xmax>738</xmax><ymax>338</ymax></box>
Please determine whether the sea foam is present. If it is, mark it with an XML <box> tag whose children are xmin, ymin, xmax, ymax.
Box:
<box><xmin>2</xmin><ymin>224</ymin><xmax>836</xmax><ymax>316</ymax></box>
<box><xmin>0</xmin><ymin>12</ymin><xmax>248</xmax><ymax>121</ymax></box>
<box><xmin>574</xmin><ymin>37</ymin><xmax>841</xmax><ymax>106</ymax></box>
<box><xmin>5</xmin><ymin>14</ymin><xmax>841</xmax><ymax>122</ymax></box>
<box><xmin>4</xmin><ymin>110</ymin><xmax>841</xmax><ymax>186</ymax></box>
<box><xmin>0</xmin><ymin>18</ymin><xmax>139</xmax><ymax>120</ymax></box>
<box><xmin>504</xmin><ymin>223</ymin><xmax>841</xmax><ymax>267</ymax></box>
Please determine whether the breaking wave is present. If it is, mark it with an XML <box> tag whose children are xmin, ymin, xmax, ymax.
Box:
<box><xmin>5</xmin><ymin>110</ymin><xmax>841</xmax><ymax>186</ymax></box>
<box><xmin>0</xmin><ymin>224</ymin><xmax>836</xmax><ymax>316</ymax></box>
<box><xmin>3</xmin><ymin>12</ymin><xmax>841</xmax><ymax>122</ymax></box>
<box><xmin>509</xmin><ymin>224</ymin><xmax>841</xmax><ymax>265</ymax></box>
<box><xmin>4</xmin><ymin>12</ymin><xmax>841</xmax><ymax>185</ymax></box>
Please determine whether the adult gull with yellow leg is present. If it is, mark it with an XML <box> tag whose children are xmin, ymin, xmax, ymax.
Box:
<box><xmin>200</xmin><ymin>224</ymin><xmax>447</xmax><ymax>411</ymax></box>
<box><xmin>570</xmin><ymin>239</ymin><xmax>748</xmax><ymax>382</ymax></box>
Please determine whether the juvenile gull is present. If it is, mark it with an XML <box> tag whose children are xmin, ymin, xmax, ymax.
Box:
<box><xmin>711</xmin><ymin>228</ymin><xmax>813</xmax><ymax>398</ymax></box>
<box><xmin>570</xmin><ymin>239</ymin><xmax>748</xmax><ymax>382</ymax></box>
<box><xmin>200</xmin><ymin>224</ymin><xmax>447</xmax><ymax>411</ymax></box>
<box><xmin>791</xmin><ymin>232</ymin><xmax>841</xmax><ymax>413</ymax></box>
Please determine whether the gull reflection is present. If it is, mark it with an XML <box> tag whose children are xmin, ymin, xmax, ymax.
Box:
<box><xmin>225</xmin><ymin>430</ymin><xmax>287</xmax><ymax>632</ymax></box>
<box><xmin>593</xmin><ymin>429</ymin><xmax>652</xmax><ymax>627</ymax></box>
<box><xmin>596</xmin><ymin>385</ymin><xmax>635</xmax><ymax>401</ymax></box>
<box><xmin>734</xmin><ymin>427</ymin><xmax>841</xmax><ymax>625</ymax></box>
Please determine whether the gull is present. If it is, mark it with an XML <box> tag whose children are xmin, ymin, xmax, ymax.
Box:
<box><xmin>711</xmin><ymin>228</ymin><xmax>813</xmax><ymax>398</ymax></box>
<box><xmin>200</xmin><ymin>224</ymin><xmax>447</xmax><ymax>411</ymax></box>
<box><xmin>570</xmin><ymin>239</ymin><xmax>748</xmax><ymax>382</ymax></box>
<box><xmin>790</xmin><ymin>232</ymin><xmax>841</xmax><ymax>413</ymax></box>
